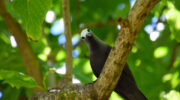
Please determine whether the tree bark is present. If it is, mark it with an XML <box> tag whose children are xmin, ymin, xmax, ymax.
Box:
<box><xmin>0</xmin><ymin>0</ymin><xmax>43</xmax><ymax>92</ymax></box>
<box><xmin>94</xmin><ymin>0</ymin><xmax>160</xmax><ymax>99</ymax></box>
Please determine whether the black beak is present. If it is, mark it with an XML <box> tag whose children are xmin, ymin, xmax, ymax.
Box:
<box><xmin>81</xmin><ymin>37</ymin><xmax>85</xmax><ymax>40</ymax></box>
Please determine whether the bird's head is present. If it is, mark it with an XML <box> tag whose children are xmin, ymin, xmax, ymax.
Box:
<box><xmin>81</xmin><ymin>28</ymin><xmax>94</xmax><ymax>41</ymax></box>
<box><xmin>81</xmin><ymin>28</ymin><xmax>105</xmax><ymax>50</ymax></box>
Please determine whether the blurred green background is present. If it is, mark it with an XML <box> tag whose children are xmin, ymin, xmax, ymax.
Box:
<box><xmin>0</xmin><ymin>0</ymin><xmax>180</xmax><ymax>100</ymax></box>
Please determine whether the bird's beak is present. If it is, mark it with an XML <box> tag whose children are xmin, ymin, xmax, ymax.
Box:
<box><xmin>81</xmin><ymin>36</ymin><xmax>85</xmax><ymax>40</ymax></box>
<box><xmin>81</xmin><ymin>32</ymin><xmax>92</xmax><ymax>40</ymax></box>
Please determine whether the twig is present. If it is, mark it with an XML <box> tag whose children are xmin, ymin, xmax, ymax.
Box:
<box><xmin>157</xmin><ymin>6</ymin><xmax>167</xmax><ymax>23</ymax></box>
<box><xmin>153</xmin><ymin>6</ymin><xmax>167</xmax><ymax>30</ymax></box>
<box><xmin>168</xmin><ymin>43</ymin><xmax>180</xmax><ymax>69</ymax></box>
<box><xmin>75</xmin><ymin>0</ymin><xmax>80</xmax><ymax>26</ymax></box>
<box><xmin>73</xmin><ymin>39</ymin><xmax>82</xmax><ymax>49</ymax></box>
<box><xmin>62</xmin><ymin>0</ymin><xmax>72</xmax><ymax>85</ymax></box>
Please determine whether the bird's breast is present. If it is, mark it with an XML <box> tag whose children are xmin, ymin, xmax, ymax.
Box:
<box><xmin>90</xmin><ymin>52</ymin><xmax>107</xmax><ymax>77</ymax></box>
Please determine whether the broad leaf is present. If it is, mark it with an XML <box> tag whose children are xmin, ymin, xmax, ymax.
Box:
<box><xmin>166</xmin><ymin>3</ymin><xmax>180</xmax><ymax>42</ymax></box>
<box><xmin>0</xmin><ymin>70</ymin><xmax>38</xmax><ymax>89</ymax></box>
<box><xmin>12</xmin><ymin>0</ymin><xmax>52</xmax><ymax>40</ymax></box>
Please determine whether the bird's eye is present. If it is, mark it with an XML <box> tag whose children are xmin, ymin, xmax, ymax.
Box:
<box><xmin>81</xmin><ymin>37</ymin><xmax>85</xmax><ymax>39</ymax></box>
<box><xmin>87</xmin><ymin>29</ymin><xmax>90</xmax><ymax>32</ymax></box>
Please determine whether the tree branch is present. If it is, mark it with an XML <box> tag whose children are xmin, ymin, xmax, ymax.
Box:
<box><xmin>168</xmin><ymin>43</ymin><xmax>180</xmax><ymax>69</ymax></box>
<box><xmin>31</xmin><ymin>0</ymin><xmax>161</xmax><ymax>99</ymax></box>
<box><xmin>0</xmin><ymin>0</ymin><xmax>43</xmax><ymax>92</ymax></box>
<box><xmin>94</xmin><ymin>0</ymin><xmax>160</xmax><ymax>99</ymax></box>
<box><xmin>61</xmin><ymin>0</ymin><xmax>73</xmax><ymax>85</ymax></box>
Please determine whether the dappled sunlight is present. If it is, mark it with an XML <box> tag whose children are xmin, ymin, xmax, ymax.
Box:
<box><xmin>44</xmin><ymin>47</ymin><xmax>51</xmax><ymax>55</ymax></box>
<box><xmin>58</xmin><ymin>35</ymin><xmax>66</xmax><ymax>45</ymax></box>
<box><xmin>171</xmin><ymin>72</ymin><xmax>179</xmax><ymax>88</ymax></box>
<box><xmin>173</xmin><ymin>60</ymin><xmax>180</xmax><ymax>68</ymax></box>
<box><xmin>82</xmin><ymin>61</ymin><xmax>93</xmax><ymax>74</ymax></box>
<box><xmin>73</xmin><ymin>47</ymin><xmax>80</xmax><ymax>58</ymax></box>
<box><xmin>163</xmin><ymin>72</ymin><xmax>180</xmax><ymax>88</ymax></box>
<box><xmin>45</xmin><ymin>10</ymin><xmax>56</xmax><ymax>23</ymax></box>
<box><xmin>154</xmin><ymin>46</ymin><xmax>168</xmax><ymax>58</ymax></box>
<box><xmin>131</xmin><ymin>46</ymin><xmax>138</xmax><ymax>53</ymax></box>
<box><xmin>135</xmin><ymin>59</ymin><xmax>141</xmax><ymax>67</ymax></box>
<box><xmin>38</xmin><ymin>47</ymin><xmax>51</xmax><ymax>61</ymax></box>
<box><xmin>50</xmin><ymin>19</ymin><xmax>64</xmax><ymax>35</ymax></box>
<box><xmin>72</xmin><ymin>76</ymin><xmax>81</xmax><ymax>83</ymax></box>
<box><xmin>54</xmin><ymin>64</ymin><xmax>66</xmax><ymax>74</ymax></box>
<box><xmin>117</xmin><ymin>24</ymin><xmax>121</xmax><ymax>30</ymax></box>
<box><xmin>130</xmin><ymin>0</ymin><xmax>136</xmax><ymax>8</ymax></box>
<box><xmin>109</xmin><ymin>92</ymin><xmax>124</xmax><ymax>100</ymax></box>
<box><xmin>144</xmin><ymin>16</ymin><xmax>165</xmax><ymax>42</ymax></box>
<box><xmin>166</xmin><ymin>7</ymin><xmax>180</xmax><ymax>30</ymax></box>
<box><xmin>166</xmin><ymin>2</ymin><xmax>180</xmax><ymax>41</ymax></box>
<box><xmin>38</xmin><ymin>54</ymin><xmax>47</xmax><ymax>61</ymax></box>
<box><xmin>0</xmin><ymin>91</ymin><xmax>2</xmax><ymax>98</ymax></box>
<box><xmin>56</xmin><ymin>50</ymin><xmax>66</xmax><ymax>61</ymax></box>
<box><xmin>163</xmin><ymin>73</ymin><xmax>172</xmax><ymax>83</ymax></box>
<box><xmin>73</xmin><ymin>58</ymin><xmax>96</xmax><ymax>83</ymax></box>
<box><xmin>144</xmin><ymin>24</ymin><xmax>154</xmax><ymax>34</ymax></box>
<box><xmin>10</xmin><ymin>35</ymin><xmax>17</xmax><ymax>48</ymax></box>
<box><xmin>156</xmin><ymin>23</ymin><xmax>165</xmax><ymax>31</ymax></box>
<box><xmin>150</xmin><ymin>31</ymin><xmax>160</xmax><ymax>41</ymax></box>
<box><xmin>160</xmin><ymin>90</ymin><xmax>180</xmax><ymax>100</ymax></box>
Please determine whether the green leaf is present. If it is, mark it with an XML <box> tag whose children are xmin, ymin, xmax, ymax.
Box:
<box><xmin>160</xmin><ymin>90</ymin><xmax>180</xmax><ymax>100</ymax></box>
<box><xmin>166</xmin><ymin>3</ymin><xmax>180</xmax><ymax>42</ymax></box>
<box><xmin>0</xmin><ymin>70</ymin><xmax>38</xmax><ymax>89</ymax></box>
<box><xmin>173</xmin><ymin>0</ymin><xmax>180</xmax><ymax>11</ymax></box>
<box><xmin>12</xmin><ymin>0</ymin><xmax>52</xmax><ymax>40</ymax></box>
<box><xmin>1</xmin><ymin>86</ymin><xmax>20</xmax><ymax>100</ymax></box>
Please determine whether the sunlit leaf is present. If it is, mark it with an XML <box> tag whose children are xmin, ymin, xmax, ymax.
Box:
<box><xmin>166</xmin><ymin>2</ymin><xmax>180</xmax><ymax>42</ymax></box>
<box><xmin>154</xmin><ymin>46</ymin><xmax>168</xmax><ymax>58</ymax></box>
<box><xmin>161</xmin><ymin>90</ymin><xmax>180</xmax><ymax>100</ymax></box>
<box><xmin>0</xmin><ymin>70</ymin><xmax>38</xmax><ymax>89</ymax></box>
<box><xmin>12</xmin><ymin>0</ymin><xmax>52</xmax><ymax>40</ymax></box>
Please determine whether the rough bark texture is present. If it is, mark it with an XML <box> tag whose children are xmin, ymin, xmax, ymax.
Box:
<box><xmin>94</xmin><ymin>0</ymin><xmax>160</xmax><ymax>99</ymax></box>
<box><xmin>31</xmin><ymin>84</ymin><xmax>97</xmax><ymax>100</ymax></box>
<box><xmin>61</xmin><ymin>0</ymin><xmax>73</xmax><ymax>85</ymax></box>
<box><xmin>0</xmin><ymin>0</ymin><xmax>43</xmax><ymax>92</ymax></box>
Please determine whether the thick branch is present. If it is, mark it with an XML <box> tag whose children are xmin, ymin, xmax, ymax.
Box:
<box><xmin>62</xmin><ymin>0</ymin><xmax>73</xmax><ymax>84</ymax></box>
<box><xmin>31</xmin><ymin>0</ymin><xmax>161</xmax><ymax>99</ymax></box>
<box><xmin>31</xmin><ymin>84</ymin><xmax>97</xmax><ymax>100</ymax></box>
<box><xmin>0</xmin><ymin>0</ymin><xmax>43</xmax><ymax>92</ymax></box>
<box><xmin>94</xmin><ymin>0</ymin><xmax>160</xmax><ymax>99</ymax></box>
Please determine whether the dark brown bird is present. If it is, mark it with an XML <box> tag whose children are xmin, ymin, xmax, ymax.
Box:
<box><xmin>81</xmin><ymin>28</ymin><xmax>147</xmax><ymax>100</ymax></box>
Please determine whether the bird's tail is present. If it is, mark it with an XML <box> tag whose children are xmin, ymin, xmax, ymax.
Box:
<box><xmin>115</xmin><ymin>85</ymin><xmax>147</xmax><ymax>100</ymax></box>
<box><xmin>114</xmin><ymin>64</ymin><xmax>147</xmax><ymax>100</ymax></box>
<box><xmin>114</xmin><ymin>74</ymin><xmax>147</xmax><ymax>100</ymax></box>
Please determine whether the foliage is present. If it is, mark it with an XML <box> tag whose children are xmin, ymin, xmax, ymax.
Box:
<box><xmin>0</xmin><ymin>70</ymin><xmax>37</xmax><ymax>89</ymax></box>
<box><xmin>0</xmin><ymin>0</ymin><xmax>180</xmax><ymax>100</ymax></box>
<box><xmin>11</xmin><ymin>0</ymin><xmax>52</xmax><ymax>40</ymax></box>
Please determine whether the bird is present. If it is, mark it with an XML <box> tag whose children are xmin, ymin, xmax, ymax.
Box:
<box><xmin>81</xmin><ymin>28</ymin><xmax>147</xmax><ymax>100</ymax></box>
